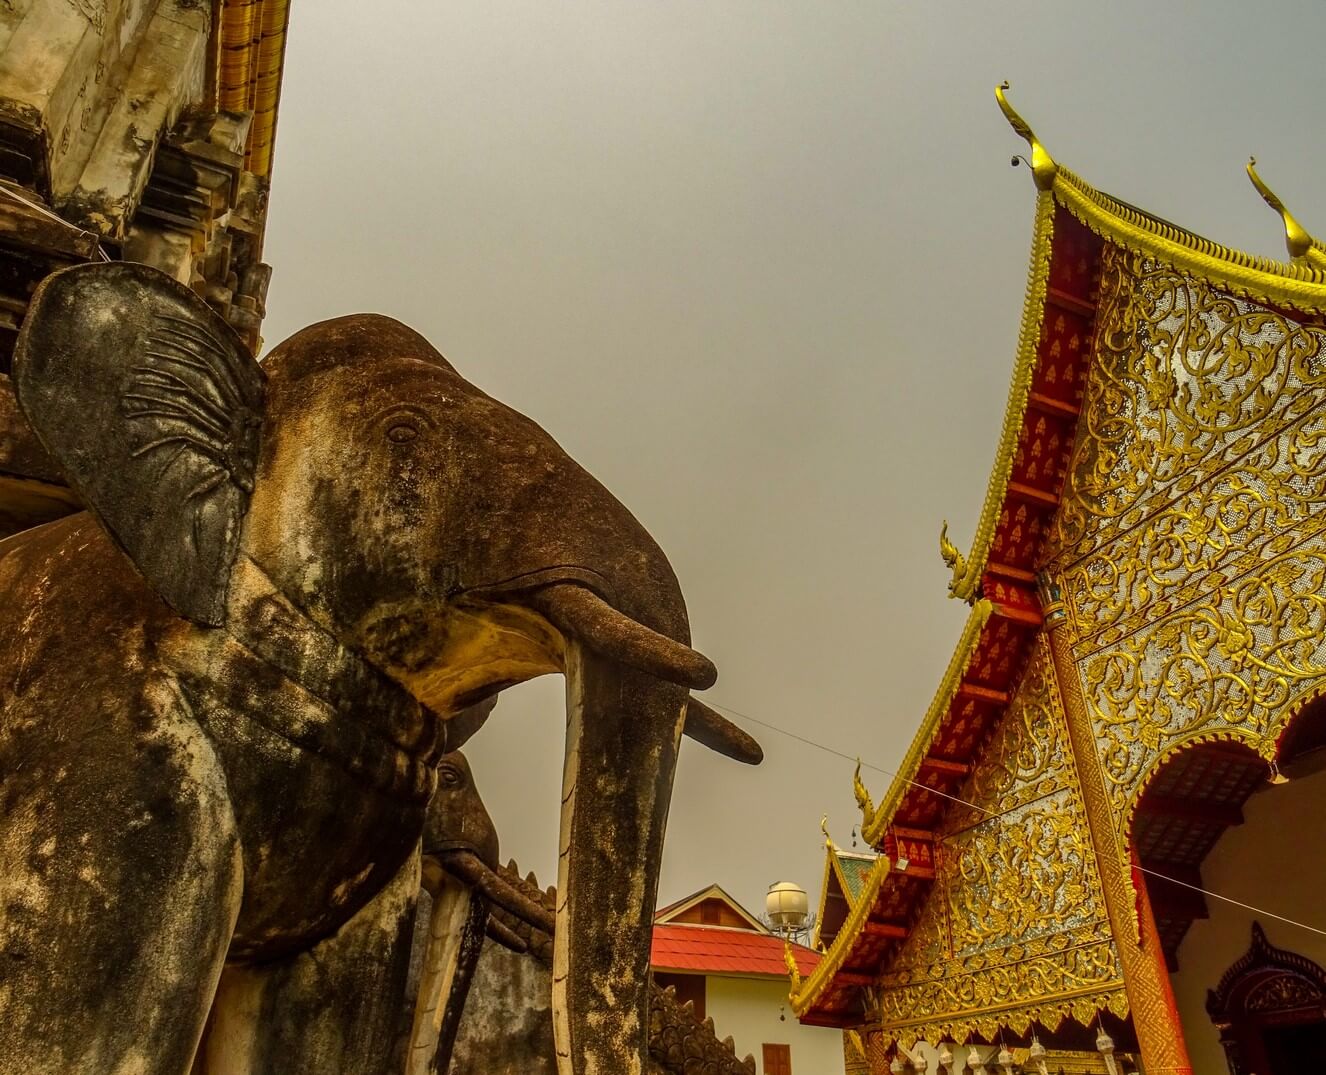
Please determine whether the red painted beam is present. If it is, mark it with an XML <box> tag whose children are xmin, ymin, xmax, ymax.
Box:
<box><xmin>863</xmin><ymin>919</ymin><xmax>908</xmax><ymax>940</ymax></box>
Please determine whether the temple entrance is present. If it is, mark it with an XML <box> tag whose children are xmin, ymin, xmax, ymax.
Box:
<box><xmin>1205</xmin><ymin>922</ymin><xmax>1326</xmax><ymax>1074</ymax></box>
<box><xmin>1130</xmin><ymin>696</ymin><xmax>1326</xmax><ymax>1072</ymax></box>
<box><xmin>1266</xmin><ymin>1025</ymin><xmax>1326</xmax><ymax>1071</ymax></box>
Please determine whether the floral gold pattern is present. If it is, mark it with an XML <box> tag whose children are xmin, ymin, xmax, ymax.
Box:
<box><xmin>1045</xmin><ymin>245</ymin><xmax>1326</xmax><ymax>818</ymax></box>
<box><xmin>868</xmin><ymin>638</ymin><xmax>1127</xmax><ymax>1047</ymax></box>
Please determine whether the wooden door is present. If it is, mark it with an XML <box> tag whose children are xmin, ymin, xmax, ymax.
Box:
<box><xmin>761</xmin><ymin>1043</ymin><xmax>791</xmax><ymax>1075</ymax></box>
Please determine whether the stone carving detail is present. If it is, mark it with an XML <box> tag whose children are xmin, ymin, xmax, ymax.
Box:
<box><xmin>1043</xmin><ymin>244</ymin><xmax>1326</xmax><ymax>817</ymax></box>
<box><xmin>461</xmin><ymin>863</ymin><xmax>759</xmax><ymax>1075</ymax></box>
<box><xmin>0</xmin><ymin>261</ymin><xmax>757</xmax><ymax>1075</ymax></box>
<box><xmin>870</xmin><ymin>638</ymin><xmax>1127</xmax><ymax>1047</ymax></box>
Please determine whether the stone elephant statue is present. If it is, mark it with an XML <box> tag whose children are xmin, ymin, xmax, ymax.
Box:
<box><xmin>0</xmin><ymin>262</ymin><xmax>761</xmax><ymax>1075</ymax></box>
<box><xmin>398</xmin><ymin>745</ymin><xmax>556</xmax><ymax>1075</ymax></box>
<box><xmin>450</xmin><ymin>859</ymin><xmax>759</xmax><ymax>1075</ymax></box>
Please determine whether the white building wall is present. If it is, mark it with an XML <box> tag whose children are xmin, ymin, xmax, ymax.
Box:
<box><xmin>705</xmin><ymin>975</ymin><xmax>845</xmax><ymax>1075</ymax></box>
<box><xmin>1169</xmin><ymin>765</ymin><xmax>1326</xmax><ymax>1073</ymax></box>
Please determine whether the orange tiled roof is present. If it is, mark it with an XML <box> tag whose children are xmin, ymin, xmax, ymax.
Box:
<box><xmin>652</xmin><ymin>923</ymin><xmax>820</xmax><ymax>979</ymax></box>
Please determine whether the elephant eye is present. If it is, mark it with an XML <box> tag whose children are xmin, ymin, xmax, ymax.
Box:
<box><xmin>438</xmin><ymin>764</ymin><xmax>462</xmax><ymax>788</ymax></box>
<box><xmin>386</xmin><ymin>420</ymin><xmax>419</xmax><ymax>444</ymax></box>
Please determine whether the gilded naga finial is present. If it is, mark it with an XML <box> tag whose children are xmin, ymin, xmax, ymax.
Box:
<box><xmin>820</xmin><ymin>813</ymin><xmax>835</xmax><ymax>850</ymax></box>
<box><xmin>1246</xmin><ymin>157</ymin><xmax>1326</xmax><ymax>268</ymax></box>
<box><xmin>852</xmin><ymin>759</ymin><xmax>875</xmax><ymax>826</ymax></box>
<box><xmin>996</xmin><ymin>81</ymin><xmax>1058</xmax><ymax>191</ymax></box>
<box><xmin>939</xmin><ymin>520</ymin><xmax>968</xmax><ymax>591</ymax></box>
<box><xmin>846</xmin><ymin>1030</ymin><xmax>868</xmax><ymax>1062</ymax></box>
<box><xmin>783</xmin><ymin>940</ymin><xmax>803</xmax><ymax>994</ymax></box>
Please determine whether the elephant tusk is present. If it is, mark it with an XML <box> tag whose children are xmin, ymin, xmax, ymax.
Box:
<box><xmin>530</xmin><ymin>584</ymin><xmax>717</xmax><ymax>690</ymax></box>
<box><xmin>485</xmin><ymin>915</ymin><xmax>529</xmax><ymax>954</ymax></box>
<box><xmin>684</xmin><ymin>699</ymin><xmax>763</xmax><ymax>765</ymax></box>
<box><xmin>437</xmin><ymin>848</ymin><xmax>556</xmax><ymax>933</ymax></box>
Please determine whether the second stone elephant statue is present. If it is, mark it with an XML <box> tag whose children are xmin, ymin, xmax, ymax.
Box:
<box><xmin>0</xmin><ymin>261</ymin><xmax>761</xmax><ymax>1075</ymax></box>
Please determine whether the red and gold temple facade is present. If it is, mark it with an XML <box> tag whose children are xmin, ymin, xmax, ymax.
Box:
<box><xmin>795</xmin><ymin>87</ymin><xmax>1326</xmax><ymax>1073</ymax></box>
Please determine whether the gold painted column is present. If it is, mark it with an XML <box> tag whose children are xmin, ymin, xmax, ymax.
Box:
<box><xmin>1038</xmin><ymin>575</ymin><xmax>1193</xmax><ymax>1074</ymax></box>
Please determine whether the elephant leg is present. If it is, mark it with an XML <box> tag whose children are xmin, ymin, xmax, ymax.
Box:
<box><xmin>0</xmin><ymin>683</ymin><xmax>243</xmax><ymax>1075</ymax></box>
<box><xmin>201</xmin><ymin>848</ymin><xmax>422</xmax><ymax>1075</ymax></box>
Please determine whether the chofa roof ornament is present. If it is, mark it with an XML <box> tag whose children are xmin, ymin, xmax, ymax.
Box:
<box><xmin>996</xmin><ymin>81</ymin><xmax>1058</xmax><ymax>191</ymax></box>
<box><xmin>1246</xmin><ymin>156</ymin><xmax>1326</xmax><ymax>269</ymax></box>
<box><xmin>938</xmin><ymin>520</ymin><xmax>969</xmax><ymax>596</ymax></box>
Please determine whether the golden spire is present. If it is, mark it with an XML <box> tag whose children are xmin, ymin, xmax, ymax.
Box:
<box><xmin>1246</xmin><ymin>157</ymin><xmax>1326</xmax><ymax>269</ymax></box>
<box><xmin>997</xmin><ymin>81</ymin><xmax>1058</xmax><ymax>191</ymax></box>
<box><xmin>852</xmin><ymin>759</ymin><xmax>876</xmax><ymax>825</ymax></box>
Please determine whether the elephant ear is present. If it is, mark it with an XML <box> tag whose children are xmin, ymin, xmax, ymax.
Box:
<box><xmin>13</xmin><ymin>262</ymin><xmax>265</xmax><ymax>626</ymax></box>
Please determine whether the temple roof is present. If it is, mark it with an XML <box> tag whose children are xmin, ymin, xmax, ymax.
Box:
<box><xmin>792</xmin><ymin>85</ymin><xmax>1326</xmax><ymax>1032</ymax></box>
<box><xmin>216</xmin><ymin>0</ymin><xmax>293</xmax><ymax>179</ymax></box>
<box><xmin>812</xmin><ymin>834</ymin><xmax>880</xmax><ymax>952</ymax></box>
<box><xmin>652</xmin><ymin>924</ymin><xmax>821</xmax><ymax>980</ymax></box>
<box><xmin>655</xmin><ymin>883</ymin><xmax>768</xmax><ymax>933</ymax></box>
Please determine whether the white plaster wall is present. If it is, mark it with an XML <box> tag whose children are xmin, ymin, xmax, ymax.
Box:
<box><xmin>1169</xmin><ymin>765</ymin><xmax>1326</xmax><ymax>1073</ymax></box>
<box><xmin>706</xmin><ymin>975</ymin><xmax>845</xmax><ymax>1074</ymax></box>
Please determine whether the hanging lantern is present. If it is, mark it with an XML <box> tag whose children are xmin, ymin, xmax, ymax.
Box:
<box><xmin>967</xmin><ymin>1045</ymin><xmax>988</xmax><ymax>1075</ymax></box>
<box><xmin>996</xmin><ymin>1044</ymin><xmax>1015</xmax><ymax>1074</ymax></box>
<box><xmin>1097</xmin><ymin>1026</ymin><xmax>1118</xmax><ymax>1075</ymax></box>
<box><xmin>890</xmin><ymin>1058</ymin><xmax>907</xmax><ymax>1074</ymax></box>
<box><xmin>1029</xmin><ymin>1036</ymin><xmax>1049</xmax><ymax>1075</ymax></box>
<box><xmin>936</xmin><ymin>1043</ymin><xmax>954</xmax><ymax>1073</ymax></box>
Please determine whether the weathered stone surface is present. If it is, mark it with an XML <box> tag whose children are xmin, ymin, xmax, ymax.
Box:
<box><xmin>55</xmin><ymin>0</ymin><xmax>209</xmax><ymax>240</ymax></box>
<box><xmin>454</xmin><ymin>862</ymin><xmax>758</xmax><ymax>1075</ymax></box>
<box><xmin>453</xmin><ymin>939</ymin><xmax>560</xmax><ymax>1075</ymax></box>
<box><xmin>0</xmin><ymin>261</ymin><xmax>748</xmax><ymax>1074</ymax></box>
<box><xmin>0</xmin><ymin>373</ymin><xmax>76</xmax><ymax>537</ymax></box>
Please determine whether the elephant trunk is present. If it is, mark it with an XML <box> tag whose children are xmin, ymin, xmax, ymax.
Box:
<box><xmin>553</xmin><ymin>642</ymin><xmax>686</xmax><ymax>1075</ymax></box>
<box><xmin>435</xmin><ymin>848</ymin><xmax>554</xmax><ymax>934</ymax></box>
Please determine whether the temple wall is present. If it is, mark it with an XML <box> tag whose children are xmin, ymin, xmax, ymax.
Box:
<box><xmin>1169</xmin><ymin>766</ymin><xmax>1326</xmax><ymax>1073</ymax></box>
<box><xmin>704</xmin><ymin>975</ymin><xmax>844</xmax><ymax>1075</ymax></box>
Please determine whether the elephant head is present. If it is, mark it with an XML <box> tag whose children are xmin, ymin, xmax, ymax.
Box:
<box><xmin>12</xmin><ymin>262</ymin><xmax>760</xmax><ymax>1075</ymax></box>
<box><xmin>407</xmin><ymin>746</ymin><xmax>549</xmax><ymax>1075</ymax></box>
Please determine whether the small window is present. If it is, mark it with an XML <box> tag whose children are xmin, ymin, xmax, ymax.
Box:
<box><xmin>700</xmin><ymin>900</ymin><xmax>722</xmax><ymax>925</ymax></box>
<box><xmin>762</xmin><ymin>1043</ymin><xmax>791</xmax><ymax>1075</ymax></box>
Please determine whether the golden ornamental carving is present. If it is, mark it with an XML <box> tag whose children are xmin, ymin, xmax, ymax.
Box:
<box><xmin>996</xmin><ymin>82</ymin><xmax>1058</xmax><ymax>192</ymax></box>
<box><xmin>1079</xmin><ymin>537</ymin><xmax>1326</xmax><ymax>813</ymax></box>
<box><xmin>1046</xmin><ymin>244</ymin><xmax>1326</xmax><ymax>585</ymax></box>
<box><xmin>852</xmin><ymin>761</ymin><xmax>875</xmax><ymax>825</ymax></box>
<box><xmin>783</xmin><ymin>940</ymin><xmax>803</xmax><ymax>996</ymax></box>
<box><xmin>872</xmin><ymin>638</ymin><xmax>1125</xmax><ymax>1046</ymax></box>
<box><xmin>1246</xmin><ymin>157</ymin><xmax>1326</xmax><ymax>269</ymax></box>
<box><xmin>1044</xmin><ymin>244</ymin><xmax>1326</xmax><ymax>816</ymax></box>
<box><xmin>939</xmin><ymin>520</ymin><xmax>969</xmax><ymax>593</ymax></box>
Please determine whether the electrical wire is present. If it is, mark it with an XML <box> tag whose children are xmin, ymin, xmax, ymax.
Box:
<box><xmin>707</xmin><ymin>697</ymin><xmax>1326</xmax><ymax>942</ymax></box>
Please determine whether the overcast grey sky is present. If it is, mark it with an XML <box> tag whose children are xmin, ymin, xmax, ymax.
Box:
<box><xmin>263</xmin><ymin>2</ymin><xmax>1326</xmax><ymax>918</ymax></box>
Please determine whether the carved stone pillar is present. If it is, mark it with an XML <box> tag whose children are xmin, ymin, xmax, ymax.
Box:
<box><xmin>1038</xmin><ymin>575</ymin><xmax>1193</xmax><ymax>1074</ymax></box>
